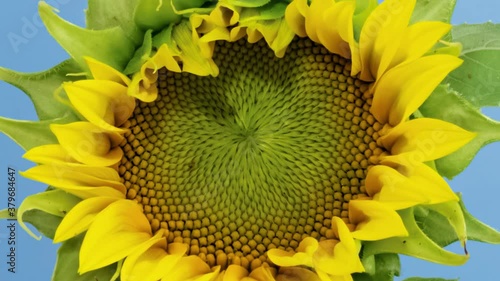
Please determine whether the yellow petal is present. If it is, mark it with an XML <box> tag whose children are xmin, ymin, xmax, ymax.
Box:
<box><xmin>64</xmin><ymin>80</ymin><xmax>135</xmax><ymax>131</ymax></box>
<box><xmin>23</xmin><ymin>144</ymin><xmax>78</xmax><ymax>165</ymax></box>
<box><xmin>267</xmin><ymin>237</ymin><xmax>318</xmax><ymax>268</ymax></box>
<box><xmin>54</xmin><ymin>196</ymin><xmax>119</xmax><ymax>242</ymax></box>
<box><xmin>209</xmin><ymin>2</ymin><xmax>240</xmax><ymax>26</ymax></box>
<box><xmin>349</xmin><ymin>200</ymin><xmax>408</xmax><ymax>240</ymax></box>
<box><xmin>359</xmin><ymin>0</ymin><xmax>416</xmax><ymax>81</ymax></box>
<box><xmin>223</xmin><ymin>265</ymin><xmax>249</xmax><ymax>281</ymax></box>
<box><xmin>314</xmin><ymin>217</ymin><xmax>364</xmax><ymax>275</ymax></box>
<box><xmin>84</xmin><ymin>56</ymin><xmax>130</xmax><ymax>85</ymax></box>
<box><xmin>190</xmin><ymin>3</ymin><xmax>241</xmax><ymax>59</ymax></box>
<box><xmin>145</xmin><ymin>44</ymin><xmax>182</xmax><ymax>72</ymax></box>
<box><xmin>121</xmin><ymin>235</ymin><xmax>187</xmax><ymax>281</ymax></box>
<box><xmin>316</xmin><ymin>271</ymin><xmax>353</xmax><ymax>281</ymax></box>
<box><xmin>365</xmin><ymin>162</ymin><xmax>458</xmax><ymax>210</ymax></box>
<box><xmin>371</xmin><ymin>55</ymin><xmax>462</xmax><ymax>126</ymax></box>
<box><xmin>349</xmin><ymin>0</ymin><xmax>378</xmax><ymax>76</ymax></box>
<box><xmin>163</xmin><ymin>256</ymin><xmax>215</xmax><ymax>281</ymax></box>
<box><xmin>389</xmin><ymin>21</ymin><xmax>451</xmax><ymax>68</ymax></box>
<box><xmin>305</xmin><ymin>0</ymin><xmax>334</xmax><ymax>43</ymax></box>
<box><xmin>245</xmin><ymin>18</ymin><xmax>295</xmax><ymax>58</ymax></box>
<box><xmin>379</xmin><ymin>118</ymin><xmax>476</xmax><ymax>161</ymax></box>
<box><xmin>229</xmin><ymin>25</ymin><xmax>247</xmax><ymax>42</ymax></box>
<box><xmin>276</xmin><ymin>267</ymin><xmax>321</xmax><ymax>281</ymax></box>
<box><xmin>51</xmin><ymin>122</ymin><xmax>123</xmax><ymax>166</ymax></box>
<box><xmin>173</xmin><ymin>22</ymin><xmax>219</xmax><ymax>76</ymax></box>
<box><xmin>200</xmin><ymin>26</ymin><xmax>231</xmax><ymax>44</ymax></box>
<box><xmin>247</xmin><ymin>265</ymin><xmax>277</xmax><ymax>281</ymax></box>
<box><xmin>191</xmin><ymin>269</ymin><xmax>221</xmax><ymax>281</ymax></box>
<box><xmin>79</xmin><ymin>200</ymin><xmax>156</xmax><ymax>273</ymax></box>
<box><xmin>129</xmin><ymin>71</ymin><xmax>159</xmax><ymax>102</ymax></box>
<box><xmin>246</xmin><ymin>25</ymin><xmax>264</xmax><ymax>43</ymax></box>
<box><xmin>21</xmin><ymin>165</ymin><xmax>125</xmax><ymax>199</ymax></box>
<box><xmin>285</xmin><ymin>0</ymin><xmax>308</xmax><ymax>37</ymax></box>
<box><xmin>270</xmin><ymin>19</ymin><xmax>296</xmax><ymax>58</ymax></box>
<box><xmin>316</xmin><ymin>1</ymin><xmax>355</xmax><ymax>59</ymax></box>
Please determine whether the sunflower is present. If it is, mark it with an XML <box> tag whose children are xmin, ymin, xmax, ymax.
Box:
<box><xmin>1</xmin><ymin>0</ymin><xmax>496</xmax><ymax>280</ymax></box>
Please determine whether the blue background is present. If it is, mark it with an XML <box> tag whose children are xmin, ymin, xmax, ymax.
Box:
<box><xmin>0</xmin><ymin>1</ymin><xmax>499</xmax><ymax>280</ymax></box>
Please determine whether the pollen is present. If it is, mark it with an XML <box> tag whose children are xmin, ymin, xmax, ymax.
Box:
<box><xmin>118</xmin><ymin>38</ymin><xmax>387</xmax><ymax>271</ymax></box>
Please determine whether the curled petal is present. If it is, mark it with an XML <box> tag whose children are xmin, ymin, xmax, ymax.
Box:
<box><xmin>64</xmin><ymin>80</ymin><xmax>135</xmax><ymax>131</ymax></box>
<box><xmin>51</xmin><ymin>122</ymin><xmax>123</xmax><ymax>166</ymax></box>
<box><xmin>174</xmin><ymin>22</ymin><xmax>219</xmax><ymax>76</ymax></box>
<box><xmin>84</xmin><ymin>56</ymin><xmax>130</xmax><ymax>85</ymax></box>
<box><xmin>244</xmin><ymin>18</ymin><xmax>295</xmax><ymax>58</ymax></box>
<box><xmin>269</xmin><ymin>218</ymin><xmax>364</xmax><ymax>279</ymax></box>
<box><xmin>149</xmin><ymin>44</ymin><xmax>182</xmax><ymax>72</ymax></box>
<box><xmin>129</xmin><ymin>70</ymin><xmax>159</xmax><ymax>102</ymax></box>
<box><xmin>268</xmin><ymin>237</ymin><xmax>317</xmax><ymax>268</ymax></box>
<box><xmin>190</xmin><ymin>3</ymin><xmax>242</xmax><ymax>58</ymax></box>
<box><xmin>313</xmin><ymin>217</ymin><xmax>364</xmax><ymax>275</ymax></box>
<box><xmin>349</xmin><ymin>200</ymin><xmax>408</xmax><ymax>240</ymax></box>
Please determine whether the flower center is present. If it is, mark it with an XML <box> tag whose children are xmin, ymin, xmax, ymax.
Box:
<box><xmin>118</xmin><ymin>38</ymin><xmax>386</xmax><ymax>271</ymax></box>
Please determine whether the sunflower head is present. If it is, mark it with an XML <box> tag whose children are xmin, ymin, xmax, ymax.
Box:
<box><xmin>2</xmin><ymin>0</ymin><xmax>500</xmax><ymax>281</ymax></box>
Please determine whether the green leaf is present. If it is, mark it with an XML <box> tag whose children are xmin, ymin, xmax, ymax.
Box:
<box><xmin>0</xmin><ymin>209</ymin><xmax>13</xmax><ymax>219</ymax></box>
<box><xmin>226</xmin><ymin>0</ymin><xmax>271</xmax><ymax>8</ymax></box>
<box><xmin>419</xmin><ymin>85</ymin><xmax>500</xmax><ymax>178</ymax></box>
<box><xmin>134</xmin><ymin>0</ymin><xmax>182</xmax><ymax>30</ymax></box>
<box><xmin>17</xmin><ymin>189</ymin><xmax>81</xmax><ymax>240</ymax></box>
<box><xmin>123</xmin><ymin>30</ymin><xmax>153</xmax><ymax>75</ymax></box>
<box><xmin>52</xmin><ymin>234</ymin><xmax>118</xmax><ymax>281</ymax></box>
<box><xmin>134</xmin><ymin>0</ymin><xmax>212</xmax><ymax>31</ymax></box>
<box><xmin>39</xmin><ymin>2</ymin><xmax>136</xmax><ymax>72</ymax></box>
<box><xmin>404</xmin><ymin>277</ymin><xmax>459</xmax><ymax>281</ymax></box>
<box><xmin>86</xmin><ymin>0</ymin><xmax>144</xmax><ymax>45</ymax></box>
<box><xmin>362</xmin><ymin>208</ymin><xmax>469</xmax><ymax>266</ymax></box>
<box><xmin>152</xmin><ymin>25</ymin><xmax>177</xmax><ymax>50</ymax></box>
<box><xmin>414</xmin><ymin>195</ymin><xmax>500</xmax><ymax>247</ymax></box>
<box><xmin>414</xmin><ymin>206</ymin><xmax>457</xmax><ymax>247</ymax></box>
<box><xmin>445</xmin><ymin>23</ymin><xmax>500</xmax><ymax>107</ymax></box>
<box><xmin>352</xmin><ymin>0</ymin><xmax>378</xmax><ymax>41</ymax></box>
<box><xmin>458</xmin><ymin>195</ymin><xmax>500</xmax><ymax>244</ymax></box>
<box><xmin>410</xmin><ymin>0</ymin><xmax>457</xmax><ymax>24</ymax></box>
<box><xmin>0</xmin><ymin>114</ymin><xmax>74</xmax><ymax>151</ymax></box>
<box><xmin>426</xmin><ymin>201</ymin><xmax>466</xmax><ymax>247</ymax></box>
<box><xmin>239</xmin><ymin>1</ymin><xmax>289</xmax><ymax>23</ymax></box>
<box><xmin>22</xmin><ymin>210</ymin><xmax>62</xmax><ymax>240</ymax></box>
<box><xmin>0</xmin><ymin>59</ymin><xmax>81</xmax><ymax>121</ymax></box>
<box><xmin>353</xmin><ymin>254</ymin><xmax>400</xmax><ymax>281</ymax></box>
